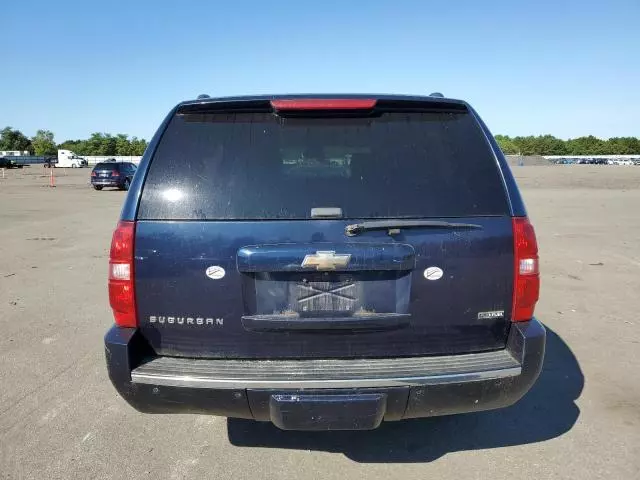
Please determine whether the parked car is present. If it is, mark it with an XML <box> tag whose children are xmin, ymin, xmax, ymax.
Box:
<box><xmin>90</xmin><ymin>162</ymin><xmax>136</xmax><ymax>190</ymax></box>
<box><xmin>104</xmin><ymin>94</ymin><xmax>545</xmax><ymax>431</ymax></box>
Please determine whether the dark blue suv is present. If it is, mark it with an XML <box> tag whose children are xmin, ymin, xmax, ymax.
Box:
<box><xmin>104</xmin><ymin>94</ymin><xmax>544</xmax><ymax>430</ymax></box>
<box><xmin>91</xmin><ymin>162</ymin><xmax>137</xmax><ymax>190</ymax></box>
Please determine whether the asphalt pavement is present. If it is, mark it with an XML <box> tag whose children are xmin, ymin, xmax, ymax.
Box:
<box><xmin>1</xmin><ymin>166</ymin><xmax>638</xmax><ymax>479</ymax></box>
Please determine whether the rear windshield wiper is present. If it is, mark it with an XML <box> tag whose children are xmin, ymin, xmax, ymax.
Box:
<box><xmin>345</xmin><ymin>220</ymin><xmax>483</xmax><ymax>237</ymax></box>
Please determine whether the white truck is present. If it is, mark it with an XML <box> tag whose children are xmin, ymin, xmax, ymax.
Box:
<box><xmin>56</xmin><ymin>150</ymin><xmax>88</xmax><ymax>168</ymax></box>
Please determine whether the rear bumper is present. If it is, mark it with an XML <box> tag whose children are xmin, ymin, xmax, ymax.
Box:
<box><xmin>105</xmin><ymin>319</ymin><xmax>545</xmax><ymax>429</ymax></box>
<box><xmin>91</xmin><ymin>179</ymin><xmax>121</xmax><ymax>187</ymax></box>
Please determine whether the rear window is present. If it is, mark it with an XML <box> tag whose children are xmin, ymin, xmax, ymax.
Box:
<box><xmin>94</xmin><ymin>163</ymin><xmax>118</xmax><ymax>170</ymax></box>
<box><xmin>138</xmin><ymin>110</ymin><xmax>509</xmax><ymax>220</ymax></box>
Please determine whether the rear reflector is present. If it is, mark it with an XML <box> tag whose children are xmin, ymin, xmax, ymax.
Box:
<box><xmin>512</xmin><ymin>217</ymin><xmax>540</xmax><ymax>322</ymax></box>
<box><xmin>109</xmin><ymin>221</ymin><xmax>137</xmax><ymax>327</ymax></box>
<box><xmin>271</xmin><ymin>99</ymin><xmax>377</xmax><ymax>111</ymax></box>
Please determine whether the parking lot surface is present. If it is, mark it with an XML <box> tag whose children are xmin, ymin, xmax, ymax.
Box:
<box><xmin>1</xmin><ymin>166</ymin><xmax>639</xmax><ymax>479</ymax></box>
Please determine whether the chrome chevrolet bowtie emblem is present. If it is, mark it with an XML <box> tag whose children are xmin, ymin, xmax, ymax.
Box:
<box><xmin>301</xmin><ymin>251</ymin><xmax>351</xmax><ymax>271</ymax></box>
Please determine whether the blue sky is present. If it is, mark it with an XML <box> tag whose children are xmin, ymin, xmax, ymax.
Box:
<box><xmin>2</xmin><ymin>0</ymin><xmax>639</xmax><ymax>142</ymax></box>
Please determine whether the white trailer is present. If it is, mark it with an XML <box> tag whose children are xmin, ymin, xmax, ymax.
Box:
<box><xmin>0</xmin><ymin>150</ymin><xmax>29</xmax><ymax>157</ymax></box>
<box><xmin>56</xmin><ymin>150</ymin><xmax>87</xmax><ymax>168</ymax></box>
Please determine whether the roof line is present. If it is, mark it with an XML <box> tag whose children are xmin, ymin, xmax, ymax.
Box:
<box><xmin>178</xmin><ymin>93</ymin><xmax>466</xmax><ymax>107</ymax></box>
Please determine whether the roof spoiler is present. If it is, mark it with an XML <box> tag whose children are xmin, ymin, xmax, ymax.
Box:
<box><xmin>177</xmin><ymin>96</ymin><xmax>468</xmax><ymax>114</ymax></box>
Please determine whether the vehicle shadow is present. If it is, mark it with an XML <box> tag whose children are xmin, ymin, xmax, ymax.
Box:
<box><xmin>227</xmin><ymin>325</ymin><xmax>582</xmax><ymax>463</ymax></box>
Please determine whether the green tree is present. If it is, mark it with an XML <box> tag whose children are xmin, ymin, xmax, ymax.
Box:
<box><xmin>605</xmin><ymin>137</ymin><xmax>640</xmax><ymax>155</ymax></box>
<box><xmin>536</xmin><ymin>135</ymin><xmax>567</xmax><ymax>155</ymax></box>
<box><xmin>0</xmin><ymin>127</ymin><xmax>32</xmax><ymax>152</ymax></box>
<box><xmin>58</xmin><ymin>139</ymin><xmax>89</xmax><ymax>155</ymax></box>
<box><xmin>566</xmin><ymin>136</ymin><xmax>606</xmax><ymax>155</ymax></box>
<box><xmin>86</xmin><ymin>133</ymin><xmax>104</xmax><ymax>155</ymax></box>
<box><xmin>31</xmin><ymin>130</ymin><xmax>57</xmax><ymax>156</ymax></box>
<box><xmin>115</xmin><ymin>134</ymin><xmax>133</xmax><ymax>156</ymax></box>
<box><xmin>129</xmin><ymin>137</ymin><xmax>148</xmax><ymax>156</ymax></box>
<box><xmin>511</xmin><ymin>136</ymin><xmax>538</xmax><ymax>156</ymax></box>
<box><xmin>492</xmin><ymin>134</ymin><xmax>640</xmax><ymax>156</ymax></box>
<box><xmin>495</xmin><ymin>135</ymin><xmax>518</xmax><ymax>154</ymax></box>
<box><xmin>102</xmin><ymin>135</ymin><xmax>117</xmax><ymax>156</ymax></box>
<box><xmin>84</xmin><ymin>133</ymin><xmax>117</xmax><ymax>156</ymax></box>
<box><xmin>58</xmin><ymin>135</ymin><xmax>148</xmax><ymax>156</ymax></box>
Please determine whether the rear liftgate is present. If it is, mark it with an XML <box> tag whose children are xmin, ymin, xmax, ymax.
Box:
<box><xmin>132</xmin><ymin>97</ymin><xmax>518</xmax><ymax>428</ymax></box>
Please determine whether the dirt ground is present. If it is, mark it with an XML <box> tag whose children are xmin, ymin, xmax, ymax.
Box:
<box><xmin>1</xmin><ymin>166</ymin><xmax>639</xmax><ymax>479</ymax></box>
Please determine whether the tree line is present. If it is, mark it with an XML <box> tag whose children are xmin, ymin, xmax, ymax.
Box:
<box><xmin>495</xmin><ymin>135</ymin><xmax>640</xmax><ymax>156</ymax></box>
<box><xmin>0</xmin><ymin>127</ymin><xmax>148</xmax><ymax>157</ymax></box>
<box><xmin>2</xmin><ymin>126</ymin><xmax>639</xmax><ymax>157</ymax></box>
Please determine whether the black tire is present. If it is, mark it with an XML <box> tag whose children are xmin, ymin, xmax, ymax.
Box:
<box><xmin>93</xmin><ymin>185</ymin><xmax>103</xmax><ymax>191</ymax></box>
<box><xmin>121</xmin><ymin>178</ymin><xmax>131</xmax><ymax>191</ymax></box>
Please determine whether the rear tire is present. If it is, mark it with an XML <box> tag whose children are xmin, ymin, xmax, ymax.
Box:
<box><xmin>121</xmin><ymin>179</ymin><xmax>131</xmax><ymax>191</ymax></box>
<box><xmin>93</xmin><ymin>185</ymin><xmax>103</xmax><ymax>191</ymax></box>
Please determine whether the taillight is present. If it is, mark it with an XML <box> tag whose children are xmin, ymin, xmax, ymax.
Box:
<box><xmin>108</xmin><ymin>221</ymin><xmax>137</xmax><ymax>327</ymax></box>
<box><xmin>512</xmin><ymin>217</ymin><xmax>540</xmax><ymax>322</ymax></box>
<box><xmin>111</xmin><ymin>171</ymin><xmax>120</xmax><ymax>177</ymax></box>
<box><xmin>271</xmin><ymin>98</ymin><xmax>377</xmax><ymax>111</ymax></box>
<box><xmin>91</xmin><ymin>171</ymin><xmax>96</xmax><ymax>177</ymax></box>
